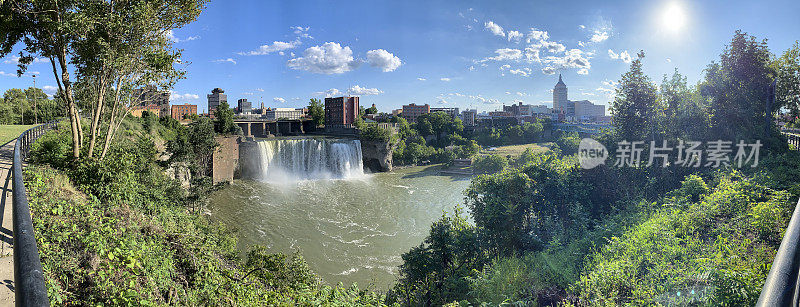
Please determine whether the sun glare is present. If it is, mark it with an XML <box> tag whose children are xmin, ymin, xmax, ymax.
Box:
<box><xmin>661</xmin><ymin>2</ymin><xmax>687</xmax><ymax>33</ymax></box>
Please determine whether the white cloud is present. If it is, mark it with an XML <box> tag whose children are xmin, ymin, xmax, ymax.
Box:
<box><xmin>608</xmin><ymin>49</ymin><xmax>632</xmax><ymax>63</ymax></box>
<box><xmin>240</xmin><ymin>40</ymin><xmax>301</xmax><ymax>56</ymax></box>
<box><xmin>347</xmin><ymin>85</ymin><xmax>383</xmax><ymax>96</ymax></box>
<box><xmin>507</xmin><ymin>30</ymin><xmax>523</xmax><ymax>43</ymax></box>
<box><xmin>541</xmin><ymin>66</ymin><xmax>557</xmax><ymax>75</ymax></box>
<box><xmin>3</xmin><ymin>55</ymin><xmax>49</xmax><ymax>65</ymax></box>
<box><xmin>313</xmin><ymin>88</ymin><xmax>343</xmax><ymax>97</ymax></box>
<box><xmin>484</xmin><ymin>21</ymin><xmax>505</xmax><ymax>37</ymax></box>
<box><xmin>579</xmin><ymin>25</ymin><xmax>586</xmax><ymax>29</ymax></box>
<box><xmin>170</xmin><ymin>92</ymin><xmax>199</xmax><ymax>102</ymax></box>
<box><xmin>578</xmin><ymin>68</ymin><xmax>589</xmax><ymax>75</ymax></box>
<box><xmin>440</xmin><ymin>77</ymin><xmax>451</xmax><ymax>82</ymax></box>
<box><xmin>525</xmin><ymin>28</ymin><xmax>550</xmax><ymax>43</ymax></box>
<box><xmin>256</xmin><ymin>88</ymin><xmax>265</xmax><ymax>92</ymax></box>
<box><xmin>500</xmin><ymin>64</ymin><xmax>511</xmax><ymax>70</ymax></box>
<box><xmin>509</xmin><ymin>68</ymin><xmax>531</xmax><ymax>77</ymax></box>
<box><xmin>537</xmin><ymin>40</ymin><xmax>566</xmax><ymax>53</ymax></box>
<box><xmin>213</xmin><ymin>58</ymin><xmax>237</xmax><ymax>65</ymax></box>
<box><xmin>666</xmin><ymin>58</ymin><xmax>672</xmax><ymax>63</ymax></box>
<box><xmin>243</xmin><ymin>92</ymin><xmax>254</xmax><ymax>96</ymax></box>
<box><xmin>417</xmin><ymin>77</ymin><xmax>426</xmax><ymax>81</ymax></box>
<box><xmin>480</xmin><ymin>48</ymin><xmax>523</xmax><ymax>62</ymax></box>
<box><xmin>543</xmin><ymin>49</ymin><xmax>591</xmax><ymax>72</ymax></box>
<box><xmin>590</xmin><ymin>31</ymin><xmax>609</xmax><ymax>43</ymax></box>
<box><xmin>291</xmin><ymin>26</ymin><xmax>312</xmax><ymax>39</ymax></box>
<box><xmin>366</xmin><ymin>49</ymin><xmax>402</xmax><ymax>72</ymax></box>
<box><xmin>165</xmin><ymin>30</ymin><xmax>200</xmax><ymax>43</ymax></box>
<box><xmin>273</xmin><ymin>97</ymin><xmax>286</xmax><ymax>103</ymax></box>
<box><xmin>287</xmin><ymin>42</ymin><xmax>359</xmax><ymax>74</ymax></box>
<box><xmin>42</xmin><ymin>85</ymin><xmax>58</xmax><ymax>92</ymax></box>
<box><xmin>0</xmin><ymin>71</ymin><xmax>16</xmax><ymax>77</ymax></box>
<box><xmin>469</xmin><ymin>65</ymin><xmax>476</xmax><ymax>71</ymax></box>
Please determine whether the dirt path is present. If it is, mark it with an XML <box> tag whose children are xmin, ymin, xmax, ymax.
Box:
<box><xmin>0</xmin><ymin>140</ymin><xmax>15</xmax><ymax>306</ymax></box>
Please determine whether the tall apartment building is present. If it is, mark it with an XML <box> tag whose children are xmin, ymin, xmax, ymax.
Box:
<box><xmin>171</xmin><ymin>103</ymin><xmax>198</xmax><ymax>120</ymax></box>
<box><xmin>133</xmin><ymin>85</ymin><xmax>170</xmax><ymax>118</ymax></box>
<box><xmin>430</xmin><ymin>107</ymin><xmax>460</xmax><ymax>120</ymax></box>
<box><xmin>265</xmin><ymin>108</ymin><xmax>305</xmax><ymax>120</ymax></box>
<box><xmin>207</xmin><ymin>88</ymin><xmax>227</xmax><ymax>113</ymax></box>
<box><xmin>461</xmin><ymin>109</ymin><xmax>477</xmax><ymax>126</ymax></box>
<box><xmin>237</xmin><ymin>98</ymin><xmax>252</xmax><ymax>114</ymax></box>
<box><xmin>401</xmin><ymin>103</ymin><xmax>430</xmax><ymax>122</ymax></box>
<box><xmin>325</xmin><ymin>96</ymin><xmax>359</xmax><ymax>125</ymax></box>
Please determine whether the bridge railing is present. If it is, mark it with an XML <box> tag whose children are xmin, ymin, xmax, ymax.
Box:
<box><xmin>12</xmin><ymin>121</ymin><xmax>58</xmax><ymax>306</ymax></box>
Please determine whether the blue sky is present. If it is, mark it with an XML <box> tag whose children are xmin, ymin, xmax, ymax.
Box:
<box><xmin>2</xmin><ymin>0</ymin><xmax>799</xmax><ymax>114</ymax></box>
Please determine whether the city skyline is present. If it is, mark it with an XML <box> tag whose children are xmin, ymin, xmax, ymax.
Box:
<box><xmin>1</xmin><ymin>0</ymin><xmax>799</xmax><ymax>113</ymax></box>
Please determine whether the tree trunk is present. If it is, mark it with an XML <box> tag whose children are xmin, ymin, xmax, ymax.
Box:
<box><xmin>87</xmin><ymin>72</ymin><xmax>108</xmax><ymax>157</ymax></box>
<box><xmin>100</xmin><ymin>77</ymin><xmax>123</xmax><ymax>160</ymax></box>
<box><xmin>56</xmin><ymin>49</ymin><xmax>81</xmax><ymax>158</ymax></box>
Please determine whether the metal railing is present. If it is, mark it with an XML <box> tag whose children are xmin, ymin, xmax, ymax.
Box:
<box><xmin>12</xmin><ymin>122</ymin><xmax>58</xmax><ymax>306</ymax></box>
<box><xmin>757</xmin><ymin>131</ymin><xmax>800</xmax><ymax>305</ymax></box>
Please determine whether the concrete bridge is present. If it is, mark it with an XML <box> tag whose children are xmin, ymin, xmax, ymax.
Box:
<box><xmin>234</xmin><ymin>119</ymin><xmax>316</xmax><ymax>137</ymax></box>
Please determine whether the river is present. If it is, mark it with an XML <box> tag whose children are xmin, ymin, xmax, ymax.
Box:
<box><xmin>206</xmin><ymin>164</ymin><xmax>471</xmax><ymax>290</ymax></box>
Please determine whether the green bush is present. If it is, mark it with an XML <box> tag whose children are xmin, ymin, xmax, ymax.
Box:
<box><xmin>472</xmin><ymin>155</ymin><xmax>508</xmax><ymax>174</ymax></box>
<box><xmin>576</xmin><ymin>171</ymin><xmax>792</xmax><ymax>306</ymax></box>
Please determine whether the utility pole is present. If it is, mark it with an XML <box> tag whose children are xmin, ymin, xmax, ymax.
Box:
<box><xmin>32</xmin><ymin>74</ymin><xmax>38</xmax><ymax>124</ymax></box>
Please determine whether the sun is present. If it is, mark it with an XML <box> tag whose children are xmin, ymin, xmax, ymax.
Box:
<box><xmin>661</xmin><ymin>2</ymin><xmax>687</xmax><ymax>33</ymax></box>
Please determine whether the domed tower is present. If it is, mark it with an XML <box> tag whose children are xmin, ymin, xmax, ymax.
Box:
<box><xmin>553</xmin><ymin>74</ymin><xmax>568</xmax><ymax>112</ymax></box>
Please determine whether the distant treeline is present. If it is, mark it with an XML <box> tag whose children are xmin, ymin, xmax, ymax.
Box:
<box><xmin>0</xmin><ymin>87</ymin><xmax>65</xmax><ymax>124</ymax></box>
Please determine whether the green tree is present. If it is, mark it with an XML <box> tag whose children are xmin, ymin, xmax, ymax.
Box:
<box><xmin>775</xmin><ymin>41</ymin><xmax>800</xmax><ymax>121</ymax></box>
<box><xmin>700</xmin><ymin>30</ymin><xmax>775</xmax><ymax>141</ymax></box>
<box><xmin>365</xmin><ymin>104</ymin><xmax>378</xmax><ymax>115</ymax></box>
<box><xmin>307</xmin><ymin>98</ymin><xmax>325</xmax><ymax>127</ymax></box>
<box><xmin>610</xmin><ymin>51</ymin><xmax>664</xmax><ymax>141</ymax></box>
<box><xmin>214</xmin><ymin>101</ymin><xmax>235</xmax><ymax>134</ymax></box>
<box><xmin>390</xmin><ymin>207</ymin><xmax>487</xmax><ymax>306</ymax></box>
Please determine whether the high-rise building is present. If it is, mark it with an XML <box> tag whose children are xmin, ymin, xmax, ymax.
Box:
<box><xmin>207</xmin><ymin>88</ymin><xmax>227</xmax><ymax>113</ymax></box>
<box><xmin>171</xmin><ymin>103</ymin><xmax>197</xmax><ymax>120</ymax></box>
<box><xmin>553</xmin><ymin>74</ymin><xmax>568</xmax><ymax>113</ymax></box>
<box><xmin>430</xmin><ymin>107</ymin><xmax>460</xmax><ymax>120</ymax></box>
<box><xmin>461</xmin><ymin>109</ymin><xmax>477</xmax><ymax>126</ymax></box>
<box><xmin>325</xmin><ymin>96</ymin><xmax>359</xmax><ymax>126</ymax></box>
<box><xmin>401</xmin><ymin>103</ymin><xmax>430</xmax><ymax>122</ymax></box>
<box><xmin>550</xmin><ymin>75</ymin><xmax>605</xmax><ymax>122</ymax></box>
<box><xmin>237</xmin><ymin>98</ymin><xmax>252</xmax><ymax>114</ymax></box>
<box><xmin>133</xmin><ymin>85</ymin><xmax>170</xmax><ymax>118</ymax></box>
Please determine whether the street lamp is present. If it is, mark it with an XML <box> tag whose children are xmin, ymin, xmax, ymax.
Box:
<box><xmin>32</xmin><ymin>74</ymin><xmax>38</xmax><ymax>124</ymax></box>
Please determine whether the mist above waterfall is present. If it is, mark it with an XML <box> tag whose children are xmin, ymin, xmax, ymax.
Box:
<box><xmin>256</xmin><ymin>138</ymin><xmax>366</xmax><ymax>182</ymax></box>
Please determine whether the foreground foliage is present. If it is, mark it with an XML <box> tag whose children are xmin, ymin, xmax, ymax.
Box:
<box><xmin>26</xmin><ymin>118</ymin><xmax>386</xmax><ymax>305</ymax></box>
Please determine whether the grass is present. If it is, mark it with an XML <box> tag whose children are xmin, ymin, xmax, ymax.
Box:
<box><xmin>0</xmin><ymin>124</ymin><xmax>37</xmax><ymax>145</ymax></box>
<box><xmin>479</xmin><ymin>142</ymin><xmax>553</xmax><ymax>158</ymax></box>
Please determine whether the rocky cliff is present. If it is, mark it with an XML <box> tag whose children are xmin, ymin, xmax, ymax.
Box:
<box><xmin>360</xmin><ymin>139</ymin><xmax>396</xmax><ymax>172</ymax></box>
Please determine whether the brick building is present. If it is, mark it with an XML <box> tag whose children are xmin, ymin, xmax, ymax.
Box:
<box><xmin>325</xmin><ymin>96</ymin><xmax>359</xmax><ymax>126</ymax></box>
<box><xmin>401</xmin><ymin>103</ymin><xmax>430</xmax><ymax>122</ymax></box>
<box><xmin>171</xmin><ymin>103</ymin><xmax>198</xmax><ymax>120</ymax></box>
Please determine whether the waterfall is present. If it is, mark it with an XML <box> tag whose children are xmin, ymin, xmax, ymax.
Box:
<box><xmin>256</xmin><ymin>138</ymin><xmax>365</xmax><ymax>181</ymax></box>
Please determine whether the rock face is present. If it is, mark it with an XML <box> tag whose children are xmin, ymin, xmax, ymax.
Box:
<box><xmin>212</xmin><ymin>136</ymin><xmax>240</xmax><ymax>184</ymax></box>
<box><xmin>165</xmin><ymin>161</ymin><xmax>192</xmax><ymax>189</ymax></box>
<box><xmin>238</xmin><ymin>138</ymin><xmax>262</xmax><ymax>180</ymax></box>
<box><xmin>360</xmin><ymin>139</ymin><xmax>395</xmax><ymax>172</ymax></box>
